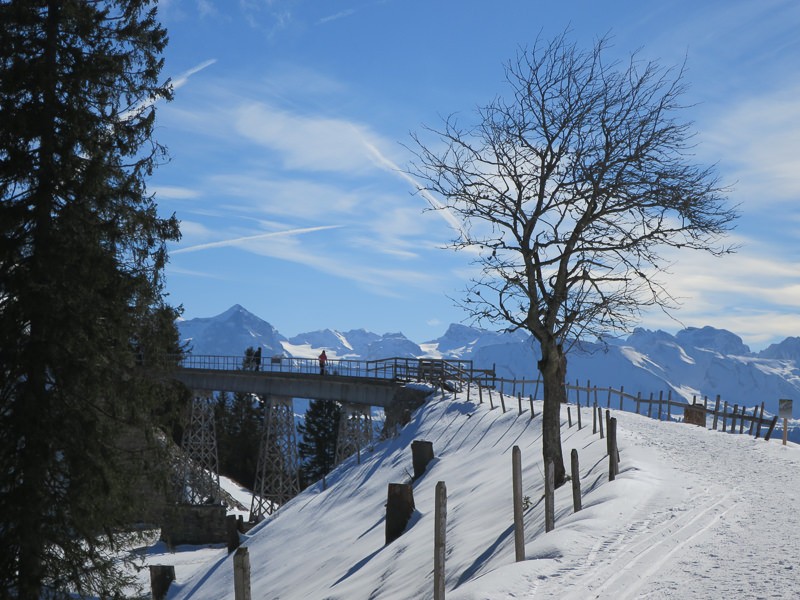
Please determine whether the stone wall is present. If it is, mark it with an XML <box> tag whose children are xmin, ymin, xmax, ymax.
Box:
<box><xmin>160</xmin><ymin>504</ymin><xmax>228</xmax><ymax>546</ymax></box>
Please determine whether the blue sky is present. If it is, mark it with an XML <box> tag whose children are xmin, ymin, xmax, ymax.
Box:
<box><xmin>152</xmin><ymin>0</ymin><xmax>800</xmax><ymax>350</ymax></box>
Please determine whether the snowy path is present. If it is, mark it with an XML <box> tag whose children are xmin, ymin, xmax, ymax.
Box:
<box><xmin>521</xmin><ymin>411</ymin><xmax>800</xmax><ymax>599</ymax></box>
<box><xmin>622</xmin><ymin>416</ymin><xmax>799</xmax><ymax>600</ymax></box>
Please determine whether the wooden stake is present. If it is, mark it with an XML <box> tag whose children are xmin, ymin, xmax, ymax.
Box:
<box><xmin>233</xmin><ymin>547</ymin><xmax>251</xmax><ymax>600</ymax></box>
<box><xmin>512</xmin><ymin>446</ymin><xmax>525</xmax><ymax>562</ymax></box>
<box><xmin>434</xmin><ymin>481</ymin><xmax>447</xmax><ymax>600</ymax></box>
<box><xmin>544</xmin><ymin>460</ymin><xmax>555</xmax><ymax>533</ymax></box>
<box><xmin>571</xmin><ymin>449</ymin><xmax>582</xmax><ymax>513</ymax></box>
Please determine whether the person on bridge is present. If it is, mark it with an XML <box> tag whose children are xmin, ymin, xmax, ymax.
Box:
<box><xmin>319</xmin><ymin>350</ymin><xmax>328</xmax><ymax>375</ymax></box>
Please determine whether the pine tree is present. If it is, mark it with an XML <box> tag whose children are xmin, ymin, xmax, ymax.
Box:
<box><xmin>0</xmin><ymin>1</ymin><xmax>181</xmax><ymax>597</ymax></box>
<box><xmin>213</xmin><ymin>349</ymin><xmax>265</xmax><ymax>489</ymax></box>
<box><xmin>298</xmin><ymin>400</ymin><xmax>341</xmax><ymax>484</ymax></box>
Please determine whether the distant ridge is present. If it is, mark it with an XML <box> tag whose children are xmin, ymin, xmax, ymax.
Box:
<box><xmin>177</xmin><ymin>305</ymin><xmax>800</xmax><ymax>416</ymax></box>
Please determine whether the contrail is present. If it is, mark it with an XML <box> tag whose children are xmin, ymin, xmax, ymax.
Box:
<box><xmin>172</xmin><ymin>59</ymin><xmax>217</xmax><ymax>90</ymax></box>
<box><xmin>172</xmin><ymin>225</ymin><xmax>342</xmax><ymax>255</ymax></box>
<box><xmin>361</xmin><ymin>138</ymin><xmax>468</xmax><ymax>238</ymax></box>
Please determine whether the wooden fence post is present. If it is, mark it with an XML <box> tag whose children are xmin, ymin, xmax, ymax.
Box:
<box><xmin>149</xmin><ymin>566</ymin><xmax>175</xmax><ymax>600</ymax></box>
<box><xmin>529</xmin><ymin>395</ymin><xmax>535</xmax><ymax>419</ymax></box>
<box><xmin>667</xmin><ymin>390</ymin><xmax>672</xmax><ymax>421</ymax></box>
<box><xmin>765</xmin><ymin>415</ymin><xmax>779</xmax><ymax>442</ymax></box>
<box><xmin>647</xmin><ymin>392</ymin><xmax>653</xmax><ymax>419</ymax></box>
<box><xmin>488</xmin><ymin>387</ymin><xmax>494</xmax><ymax>410</ymax></box>
<box><xmin>608</xmin><ymin>417</ymin><xmax>619</xmax><ymax>481</ymax></box>
<box><xmin>567</xmin><ymin>406</ymin><xmax>572</xmax><ymax>428</ymax></box>
<box><xmin>712</xmin><ymin>395</ymin><xmax>721</xmax><ymax>430</ymax></box>
<box><xmin>571</xmin><ymin>449</ymin><xmax>582</xmax><ymax>513</ymax></box>
<box><xmin>592</xmin><ymin>401</ymin><xmax>597</xmax><ymax>434</ymax></box>
<box><xmin>657</xmin><ymin>391</ymin><xmax>663</xmax><ymax>421</ymax></box>
<box><xmin>411</xmin><ymin>440</ymin><xmax>434</xmax><ymax>481</ymax></box>
<box><xmin>226</xmin><ymin>514</ymin><xmax>241</xmax><ymax>553</ymax></box>
<box><xmin>619</xmin><ymin>386</ymin><xmax>624</xmax><ymax>410</ymax></box>
<box><xmin>517</xmin><ymin>393</ymin><xmax>522</xmax><ymax>415</ymax></box>
<box><xmin>722</xmin><ymin>401</ymin><xmax>728</xmax><ymax>432</ymax></box>
<box><xmin>544</xmin><ymin>460</ymin><xmax>555</xmax><ymax>533</ymax></box>
<box><xmin>512</xmin><ymin>446</ymin><xmax>525</xmax><ymax>562</ymax></box>
<box><xmin>605</xmin><ymin>410</ymin><xmax>612</xmax><ymax>455</ymax></box>
<box><xmin>233</xmin><ymin>547</ymin><xmax>251</xmax><ymax>600</ymax></box>
<box><xmin>386</xmin><ymin>483</ymin><xmax>415</xmax><ymax>545</ymax></box>
<box><xmin>635</xmin><ymin>392</ymin><xmax>641</xmax><ymax>415</ymax></box>
<box><xmin>730</xmin><ymin>404</ymin><xmax>738</xmax><ymax>433</ymax></box>
<box><xmin>500</xmin><ymin>392</ymin><xmax>506</xmax><ymax>413</ymax></box>
<box><xmin>577</xmin><ymin>401</ymin><xmax>582</xmax><ymax>430</ymax></box>
<box><xmin>598</xmin><ymin>405</ymin><xmax>605</xmax><ymax>439</ymax></box>
<box><xmin>434</xmin><ymin>481</ymin><xmax>447</xmax><ymax>600</ymax></box>
<box><xmin>755</xmin><ymin>402</ymin><xmax>765</xmax><ymax>438</ymax></box>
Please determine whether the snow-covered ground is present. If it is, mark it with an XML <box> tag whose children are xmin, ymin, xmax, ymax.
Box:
<box><xmin>155</xmin><ymin>388</ymin><xmax>799</xmax><ymax>599</ymax></box>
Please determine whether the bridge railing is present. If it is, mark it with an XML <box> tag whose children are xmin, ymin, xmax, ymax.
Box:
<box><xmin>178</xmin><ymin>354</ymin><xmax>375</xmax><ymax>378</ymax></box>
<box><xmin>175</xmin><ymin>354</ymin><xmax>490</xmax><ymax>387</ymax></box>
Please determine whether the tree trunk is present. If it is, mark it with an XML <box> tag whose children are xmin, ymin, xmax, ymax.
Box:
<box><xmin>538</xmin><ymin>341</ymin><xmax>567</xmax><ymax>487</ymax></box>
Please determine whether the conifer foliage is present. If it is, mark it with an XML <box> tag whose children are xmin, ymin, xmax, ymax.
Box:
<box><xmin>0</xmin><ymin>1</ymin><xmax>181</xmax><ymax>597</ymax></box>
<box><xmin>298</xmin><ymin>400</ymin><xmax>341</xmax><ymax>485</ymax></box>
<box><xmin>214</xmin><ymin>348</ymin><xmax>265</xmax><ymax>489</ymax></box>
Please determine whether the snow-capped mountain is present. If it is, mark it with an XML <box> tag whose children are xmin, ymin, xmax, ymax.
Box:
<box><xmin>177</xmin><ymin>305</ymin><xmax>800</xmax><ymax>416</ymax></box>
<box><xmin>178</xmin><ymin>304</ymin><xmax>286</xmax><ymax>356</ymax></box>
<box><xmin>286</xmin><ymin>328</ymin><xmax>381</xmax><ymax>359</ymax></box>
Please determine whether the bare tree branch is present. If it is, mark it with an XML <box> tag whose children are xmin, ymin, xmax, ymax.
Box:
<box><xmin>408</xmin><ymin>32</ymin><xmax>737</xmax><ymax>486</ymax></box>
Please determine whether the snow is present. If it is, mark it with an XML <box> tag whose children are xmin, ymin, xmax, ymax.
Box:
<box><xmin>160</xmin><ymin>388</ymin><xmax>800</xmax><ymax>600</ymax></box>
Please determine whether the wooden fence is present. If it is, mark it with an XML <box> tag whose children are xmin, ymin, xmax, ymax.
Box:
<box><xmin>461</xmin><ymin>376</ymin><xmax>780</xmax><ymax>442</ymax></box>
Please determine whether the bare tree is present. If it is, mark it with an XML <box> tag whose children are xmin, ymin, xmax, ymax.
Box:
<box><xmin>409</xmin><ymin>33</ymin><xmax>737</xmax><ymax>486</ymax></box>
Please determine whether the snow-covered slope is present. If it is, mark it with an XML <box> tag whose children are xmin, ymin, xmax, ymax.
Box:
<box><xmin>163</xmin><ymin>388</ymin><xmax>800</xmax><ymax>600</ymax></box>
<box><xmin>177</xmin><ymin>306</ymin><xmax>800</xmax><ymax>416</ymax></box>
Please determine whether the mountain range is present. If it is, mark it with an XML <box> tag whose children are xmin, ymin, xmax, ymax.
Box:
<box><xmin>178</xmin><ymin>304</ymin><xmax>800</xmax><ymax>418</ymax></box>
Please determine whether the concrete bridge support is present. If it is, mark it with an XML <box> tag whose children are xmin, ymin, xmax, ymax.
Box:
<box><xmin>249</xmin><ymin>395</ymin><xmax>300</xmax><ymax>521</ymax></box>
<box><xmin>335</xmin><ymin>403</ymin><xmax>373</xmax><ymax>465</ymax></box>
<box><xmin>178</xmin><ymin>391</ymin><xmax>221</xmax><ymax>504</ymax></box>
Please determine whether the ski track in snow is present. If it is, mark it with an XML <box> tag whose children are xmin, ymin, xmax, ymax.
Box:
<box><xmin>531</xmin><ymin>413</ymin><xmax>799</xmax><ymax>599</ymax></box>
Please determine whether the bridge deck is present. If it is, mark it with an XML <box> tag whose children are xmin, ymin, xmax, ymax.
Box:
<box><xmin>174</xmin><ymin>368</ymin><xmax>402</xmax><ymax>407</ymax></box>
<box><xmin>172</xmin><ymin>354</ymin><xmax>491</xmax><ymax>407</ymax></box>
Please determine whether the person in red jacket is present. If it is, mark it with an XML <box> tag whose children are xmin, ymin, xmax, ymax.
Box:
<box><xmin>318</xmin><ymin>350</ymin><xmax>328</xmax><ymax>375</ymax></box>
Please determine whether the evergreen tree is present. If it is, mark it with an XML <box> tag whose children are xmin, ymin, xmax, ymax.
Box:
<box><xmin>0</xmin><ymin>1</ymin><xmax>181</xmax><ymax>597</ymax></box>
<box><xmin>298</xmin><ymin>400</ymin><xmax>341</xmax><ymax>484</ymax></box>
<box><xmin>213</xmin><ymin>348</ymin><xmax>268</xmax><ymax>489</ymax></box>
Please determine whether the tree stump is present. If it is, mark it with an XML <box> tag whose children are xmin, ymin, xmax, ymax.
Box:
<box><xmin>149</xmin><ymin>565</ymin><xmax>175</xmax><ymax>600</ymax></box>
<box><xmin>411</xmin><ymin>440</ymin><xmax>434</xmax><ymax>481</ymax></box>
<box><xmin>386</xmin><ymin>483</ymin><xmax>415</xmax><ymax>545</ymax></box>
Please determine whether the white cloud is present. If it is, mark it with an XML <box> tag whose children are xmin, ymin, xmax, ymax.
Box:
<box><xmin>203</xmin><ymin>174</ymin><xmax>362</xmax><ymax>219</ymax></box>
<box><xmin>317</xmin><ymin>9</ymin><xmax>356</xmax><ymax>24</ymax></box>
<box><xmin>152</xmin><ymin>185</ymin><xmax>201</xmax><ymax>200</ymax></box>
<box><xmin>701</xmin><ymin>85</ymin><xmax>800</xmax><ymax>204</ymax></box>
<box><xmin>234</xmin><ymin>103</ymin><xmax>387</xmax><ymax>174</ymax></box>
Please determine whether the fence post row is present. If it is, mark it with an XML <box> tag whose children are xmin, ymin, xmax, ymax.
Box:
<box><xmin>477</xmin><ymin>376</ymin><xmax>781</xmax><ymax>443</ymax></box>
